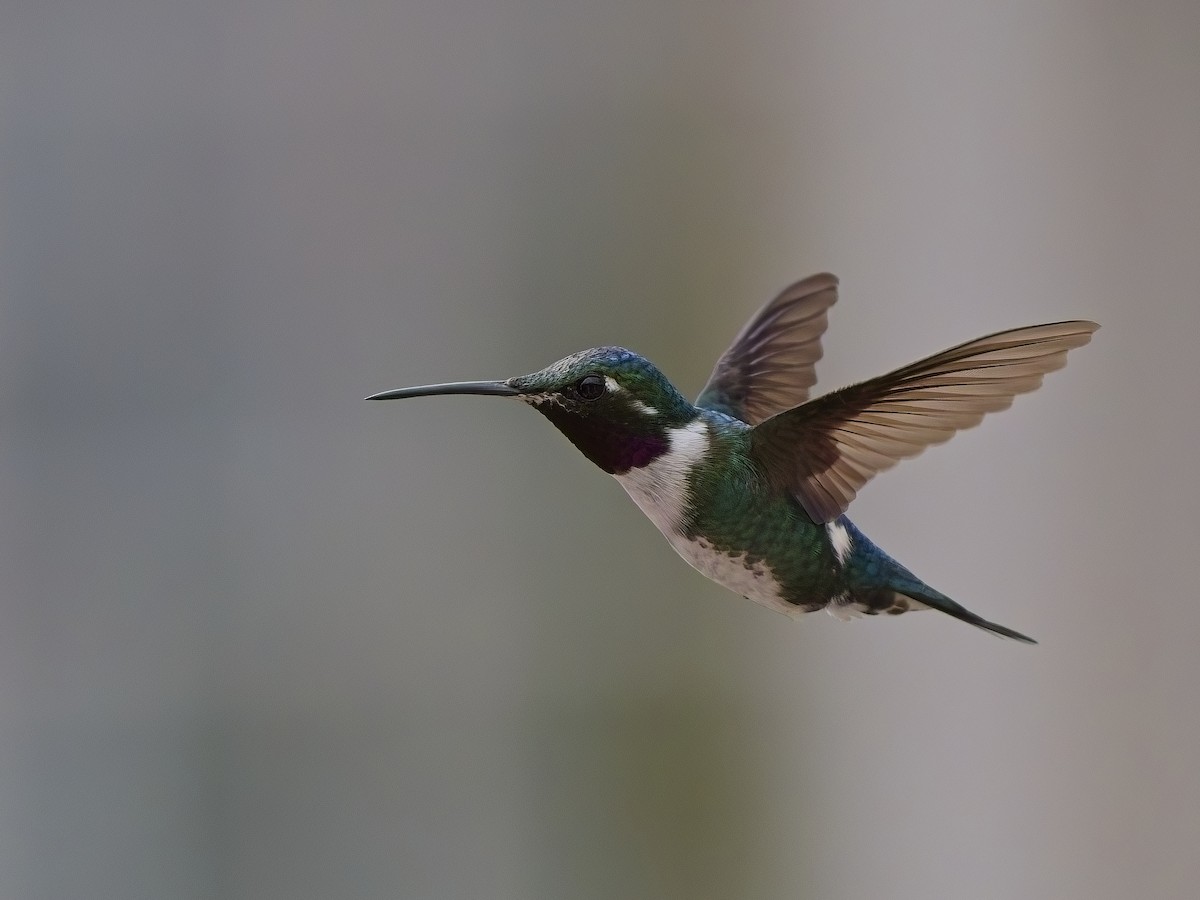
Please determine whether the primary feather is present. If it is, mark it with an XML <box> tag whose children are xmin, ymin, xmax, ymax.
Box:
<box><xmin>748</xmin><ymin>320</ymin><xmax>1100</xmax><ymax>523</ymax></box>
<box><xmin>696</xmin><ymin>273</ymin><xmax>839</xmax><ymax>425</ymax></box>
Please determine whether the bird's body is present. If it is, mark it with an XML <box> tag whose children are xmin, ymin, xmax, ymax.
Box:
<box><xmin>370</xmin><ymin>274</ymin><xmax>1098</xmax><ymax>643</ymax></box>
<box><xmin>570</xmin><ymin>373</ymin><xmax>1025</xmax><ymax>638</ymax></box>
<box><xmin>613</xmin><ymin>410</ymin><xmax>876</xmax><ymax>619</ymax></box>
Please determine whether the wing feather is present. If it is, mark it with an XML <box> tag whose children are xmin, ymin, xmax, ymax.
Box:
<box><xmin>696</xmin><ymin>273</ymin><xmax>838</xmax><ymax>424</ymax></box>
<box><xmin>749</xmin><ymin>320</ymin><xmax>1099</xmax><ymax>523</ymax></box>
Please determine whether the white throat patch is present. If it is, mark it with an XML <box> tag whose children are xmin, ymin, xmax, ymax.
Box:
<box><xmin>613</xmin><ymin>418</ymin><xmax>709</xmax><ymax>533</ymax></box>
<box><xmin>614</xmin><ymin>417</ymin><xmax>791</xmax><ymax>614</ymax></box>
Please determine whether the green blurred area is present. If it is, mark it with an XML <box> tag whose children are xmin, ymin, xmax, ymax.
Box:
<box><xmin>1</xmin><ymin>2</ymin><xmax>1197</xmax><ymax>899</ymax></box>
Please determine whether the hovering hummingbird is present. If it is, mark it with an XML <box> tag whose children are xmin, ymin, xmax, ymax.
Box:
<box><xmin>369</xmin><ymin>274</ymin><xmax>1097</xmax><ymax>643</ymax></box>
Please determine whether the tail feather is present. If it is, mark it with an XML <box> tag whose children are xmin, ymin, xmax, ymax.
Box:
<box><xmin>894</xmin><ymin>583</ymin><xmax>1036</xmax><ymax>644</ymax></box>
<box><xmin>833</xmin><ymin>518</ymin><xmax>1036</xmax><ymax>643</ymax></box>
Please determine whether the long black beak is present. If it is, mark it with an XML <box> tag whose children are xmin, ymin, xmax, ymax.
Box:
<box><xmin>364</xmin><ymin>380</ymin><xmax>520</xmax><ymax>401</ymax></box>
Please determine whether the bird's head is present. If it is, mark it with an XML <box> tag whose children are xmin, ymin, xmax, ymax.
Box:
<box><xmin>367</xmin><ymin>347</ymin><xmax>698</xmax><ymax>474</ymax></box>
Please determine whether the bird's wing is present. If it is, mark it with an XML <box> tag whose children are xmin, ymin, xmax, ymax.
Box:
<box><xmin>748</xmin><ymin>320</ymin><xmax>1099</xmax><ymax>524</ymax></box>
<box><xmin>695</xmin><ymin>273</ymin><xmax>839</xmax><ymax>425</ymax></box>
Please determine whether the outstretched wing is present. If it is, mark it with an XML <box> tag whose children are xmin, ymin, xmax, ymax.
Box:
<box><xmin>695</xmin><ymin>273</ymin><xmax>839</xmax><ymax>425</ymax></box>
<box><xmin>748</xmin><ymin>320</ymin><xmax>1099</xmax><ymax>523</ymax></box>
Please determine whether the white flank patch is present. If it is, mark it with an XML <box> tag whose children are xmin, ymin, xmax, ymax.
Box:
<box><xmin>825</xmin><ymin>591</ymin><xmax>932</xmax><ymax>622</ymax></box>
<box><xmin>826</xmin><ymin>592</ymin><xmax>857</xmax><ymax>621</ymax></box>
<box><xmin>827</xmin><ymin>520</ymin><xmax>853</xmax><ymax>565</ymax></box>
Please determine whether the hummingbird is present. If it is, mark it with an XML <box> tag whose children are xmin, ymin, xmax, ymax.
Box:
<box><xmin>368</xmin><ymin>274</ymin><xmax>1097</xmax><ymax>643</ymax></box>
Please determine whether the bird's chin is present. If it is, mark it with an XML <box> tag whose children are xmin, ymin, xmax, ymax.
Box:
<box><xmin>519</xmin><ymin>392</ymin><xmax>569</xmax><ymax>411</ymax></box>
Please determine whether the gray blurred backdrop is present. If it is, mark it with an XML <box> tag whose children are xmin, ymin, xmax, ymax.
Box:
<box><xmin>2</xmin><ymin>2</ymin><xmax>1198</xmax><ymax>899</ymax></box>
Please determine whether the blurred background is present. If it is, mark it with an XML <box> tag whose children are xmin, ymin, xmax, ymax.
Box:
<box><xmin>2</xmin><ymin>1</ymin><xmax>1198</xmax><ymax>898</ymax></box>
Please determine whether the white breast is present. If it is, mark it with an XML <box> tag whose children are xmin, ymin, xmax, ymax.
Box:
<box><xmin>613</xmin><ymin>419</ymin><xmax>794</xmax><ymax>617</ymax></box>
<box><xmin>613</xmin><ymin>419</ymin><xmax>708</xmax><ymax>534</ymax></box>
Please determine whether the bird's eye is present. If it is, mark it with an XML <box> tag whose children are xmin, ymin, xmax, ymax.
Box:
<box><xmin>576</xmin><ymin>374</ymin><xmax>606</xmax><ymax>401</ymax></box>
